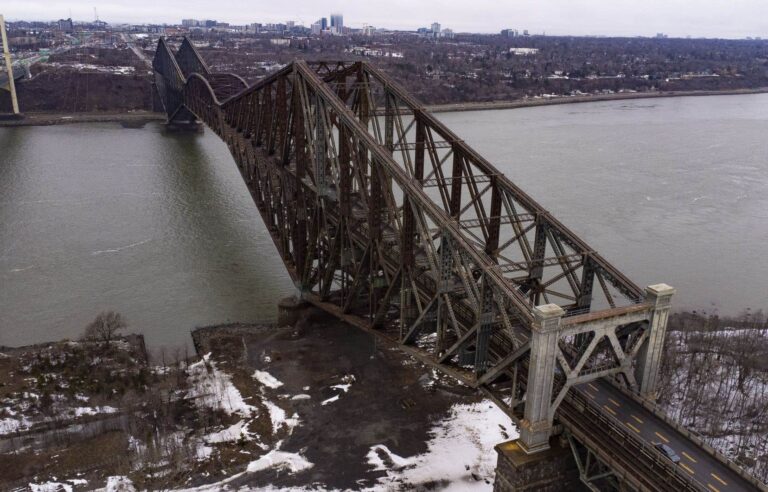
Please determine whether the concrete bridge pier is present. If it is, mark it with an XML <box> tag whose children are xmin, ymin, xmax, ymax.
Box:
<box><xmin>493</xmin><ymin>437</ymin><xmax>586</xmax><ymax>491</ymax></box>
<box><xmin>164</xmin><ymin>119</ymin><xmax>203</xmax><ymax>133</ymax></box>
<box><xmin>277</xmin><ymin>295</ymin><xmax>308</xmax><ymax>327</ymax></box>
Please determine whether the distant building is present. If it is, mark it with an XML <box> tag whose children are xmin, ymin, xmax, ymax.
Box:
<box><xmin>501</xmin><ymin>28</ymin><xmax>518</xmax><ymax>37</ymax></box>
<box><xmin>362</xmin><ymin>24</ymin><xmax>376</xmax><ymax>36</ymax></box>
<box><xmin>431</xmin><ymin>22</ymin><xmax>441</xmax><ymax>34</ymax></box>
<box><xmin>656</xmin><ymin>32</ymin><xmax>668</xmax><ymax>38</ymax></box>
<box><xmin>442</xmin><ymin>28</ymin><xmax>454</xmax><ymax>39</ymax></box>
<box><xmin>321</xmin><ymin>17</ymin><xmax>328</xmax><ymax>31</ymax></box>
<box><xmin>57</xmin><ymin>18</ymin><xmax>74</xmax><ymax>33</ymax></box>
<box><xmin>330</xmin><ymin>13</ymin><xmax>343</xmax><ymax>34</ymax></box>
<box><xmin>181</xmin><ymin>19</ymin><xmax>199</xmax><ymax>27</ymax></box>
<box><xmin>204</xmin><ymin>20</ymin><xmax>217</xmax><ymax>28</ymax></box>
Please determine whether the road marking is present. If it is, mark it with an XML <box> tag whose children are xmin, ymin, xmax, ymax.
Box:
<box><xmin>707</xmin><ymin>484</ymin><xmax>721</xmax><ymax>492</ymax></box>
<box><xmin>680</xmin><ymin>462</ymin><xmax>695</xmax><ymax>475</ymax></box>
<box><xmin>654</xmin><ymin>431</ymin><xmax>669</xmax><ymax>443</ymax></box>
<box><xmin>603</xmin><ymin>405</ymin><xmax>617</xmax><ymax>416</ymax></box>
<box><xmin>608</xmin><ymin>398</ymin><xmax>621</xmax><ymax>407</ymax></box>
<box><xmin>631</xmin><ymin>414</ymin><xmax>644</xmax><ymax>424</ymax></box>
<box><xmin>682</xmin><ymin>451</ymin><xmax>697</xmax><ymax>463</ymax></box>
<box><xmin>626</xmin><ymin>422</ymin><xmax>641</xmax><ymax>433</ymax></box>
<box><xmin>588</xmin><ymin>383</ymin><xmax>599</xmax><ymax>392</ymax></box>
<box><xmin>710</xmin><ymin>473</ymin><xmax>727</xmax><ymax>486</ymax></box>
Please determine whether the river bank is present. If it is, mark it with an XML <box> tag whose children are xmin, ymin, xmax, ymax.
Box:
<box><xmin>0</xmin><ymin>305</ymin><xmax>512</xmax><ymax>491</ymax></box>
<box><xmin>426</xmin><ymin>87</ymin><xmax>768</xmax><ymax>113</ymax></box>
<box><xmin>0</xmin><ymin>110</ymin><xmax>165</xmax><ymax>127</ymax></box>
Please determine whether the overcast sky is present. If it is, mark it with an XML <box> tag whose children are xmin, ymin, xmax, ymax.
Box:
<box><xmin>4</xmin><ymin>0</ymin><xmax>768</xmax><ymax>38</ymax></box>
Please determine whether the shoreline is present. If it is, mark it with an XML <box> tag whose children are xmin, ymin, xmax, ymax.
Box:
<box><xmin>0</xmin><ymin>111</ymin><xmax>166</xmax><ymax>127</ymax></box>
<box><xmin>426</xmin><ymin>87</ymin><xmax>768</xmax><ymax>113</ymax></box>
<box><xmin>2</xmin><ymin>87</ymin><xmax>768</xmax><ymax>127</ymax></box>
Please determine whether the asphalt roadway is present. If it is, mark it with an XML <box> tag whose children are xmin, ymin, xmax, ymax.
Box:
<box><xmin>575</xmin><ymin>380</ymin><xmax>760</xmax><ymax>492</ymax></box>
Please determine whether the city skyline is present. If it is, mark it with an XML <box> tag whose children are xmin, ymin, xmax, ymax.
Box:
<box><xmin>2</xmin><ymin>0</ymin><xmax>768</xmax><ymax>39</ymax></box>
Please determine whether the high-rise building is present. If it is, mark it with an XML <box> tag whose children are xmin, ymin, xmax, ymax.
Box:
<box><xmin>330</xmin><ymin>13</ymin><xmax>343</xmax><ymax>34</ymax></box>
<box><xmin>431</xmin><ymin>22</ymin><xmax>441</xmax><ymax>34</ymax></box>
<box><xmin>311</xmin><ymin>20</ymin><xmax>322</xmax><ymax>35</ymax></box>
<box><xmin>321</xmin><ymin>17</ymin><xmax>328</xmax><ymax>30</ymax></box>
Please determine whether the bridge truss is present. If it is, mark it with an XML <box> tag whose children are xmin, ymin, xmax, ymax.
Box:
<box><xmin>152</xmin><ymin>38</ymin><xmax>763</xmax><ymax>492</ymax></box>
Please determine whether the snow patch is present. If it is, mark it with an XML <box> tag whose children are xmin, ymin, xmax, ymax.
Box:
<box><xmin>369</xmin><ymin>402</ymin><xmax>515</xmax><ymax>490</ymax></box>
<box><xmin>366</xmin><ymin>444</ymin><xmax>412</xmax><ymax>471</ymax></box>
<box><xmin>187</xmin><ymin>353</ymin><xmax>256</xmax><ymax>417</ymax></box>
<box><xmin>252</xmin><ymin>370</ymin><xmax>284</xmax><ymax>389</ymax></box>
<box><xmin>320</xmin><ymin>394</ymin><xmax>340</xmax><ymax>406</ymax></box>
<box><xmin>205</xmin><ymin>419</ymin><xmax>253</xmax><ymax>444</ymax></box>
<box><xmin>246</xmin><ymin>450</ymin><xmax>314</xmax><ymax>474</ymax></box>
<box><xmin>262</xmin><ymin>399</ymin><xmax>300</xmax><ymax>434</ymax></box>
<box><xmin>103</xmin><ymin>476</ymin><xmax>136</xmax><ymax>492</ymax></box>
<box><xmin>30</xmin><ymin>482</ymin><xmax>73</xmax><ymax>492</ymax></box>
<box><xmin>73</xmin><ymin>406</ymin><xmax>118</xmax><ymax>417</ymax></box>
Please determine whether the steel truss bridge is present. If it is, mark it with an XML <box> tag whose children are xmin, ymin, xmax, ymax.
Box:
<box><xmin>153</xmin><ymin>38</ymin><xmax>764</xmax><ymax>492</ymax></box>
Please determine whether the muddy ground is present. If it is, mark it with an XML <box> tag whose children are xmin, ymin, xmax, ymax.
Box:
<box><xmin>191</xmin><ymin>305</ymin><xmax>499</xmax><ymax>490</ymax></box>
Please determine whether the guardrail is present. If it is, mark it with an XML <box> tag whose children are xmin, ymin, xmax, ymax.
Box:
<box><xmin>564</xmin><ymin>388</ymin><xmax>710</xmax><ymax>491</ymax></box>
<box><xmin>607</xmin><ymin>380</ymin><xmax>768</xmax><ymax>491</ymax></box>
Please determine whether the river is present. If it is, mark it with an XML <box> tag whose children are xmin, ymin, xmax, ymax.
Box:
<box><xmin>1</xmin><ymin>94</ymin><xmax>767</xmax><ymax>349</ymax></box>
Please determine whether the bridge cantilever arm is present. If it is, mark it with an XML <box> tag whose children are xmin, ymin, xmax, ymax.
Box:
<box><xmin>292</xmin><ymin>60</ymin><xmax>536</xmax><ymax>323</ymax></box>
<box><xmin>359</xmin><ymin>62</ymin><xmax>644</xmax><ymax>302</ymax></box>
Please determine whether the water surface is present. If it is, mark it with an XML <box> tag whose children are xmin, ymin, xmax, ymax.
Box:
<box><xmin>1</xmin><ymin>94</ymin><xmax>766</xmax><ymax>348</ymax></box>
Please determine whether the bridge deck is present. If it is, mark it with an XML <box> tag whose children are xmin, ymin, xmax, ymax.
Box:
<box><xmin>581</xmin><ymin>381</ymin><xmax>756</xmax><ymax>492</ymax></box>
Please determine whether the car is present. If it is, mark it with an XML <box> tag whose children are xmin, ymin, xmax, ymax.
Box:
<box><xmin>655</xmin><ymin>443</ymin><xmax>682</xmax><ymax>463</ymax></box>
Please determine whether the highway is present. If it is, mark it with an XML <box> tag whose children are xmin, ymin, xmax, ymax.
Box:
<box><xmin>575</xmin><ymin>380</ymin><xmax>761</xmax><ymax>492</ymax></box>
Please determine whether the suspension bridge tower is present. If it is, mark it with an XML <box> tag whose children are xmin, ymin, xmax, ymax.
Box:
<box><xmin>0</xmin><ymin>14</ymin><xmax>22</xmax><ymax>118</ymax></box>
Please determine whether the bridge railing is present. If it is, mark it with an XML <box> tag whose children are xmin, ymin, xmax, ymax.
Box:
<box><xmin>606</xmin><ymin>378</ymin><xmax>768</xmax><ymax>491</ymax></box>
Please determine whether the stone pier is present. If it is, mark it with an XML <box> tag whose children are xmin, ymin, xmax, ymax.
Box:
<box><xmin>493</xmin><ymin>438</ymin><xmax>586</xmax><ymax>491</ymax></box>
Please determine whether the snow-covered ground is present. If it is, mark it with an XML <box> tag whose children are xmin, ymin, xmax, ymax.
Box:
<box><xmin>366</xmin><ymin>402</ymin><xmax>515</xmax><ymax>491</ymax></box>
<box><xmin>173</xmin><ymin>399</ymin><xmax>514</xmax><ymax>492</ymax></box>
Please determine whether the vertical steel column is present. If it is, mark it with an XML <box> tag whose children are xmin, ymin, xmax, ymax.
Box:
<box><xmin>486</xmin><ymin>178</ymin><xmax>502</xmax><ymax>261</ymax></box>
<box><xmin>519</xmin><ymin>303</ymin><xmax>564</xmax><ymax>454</ymax></box>
<box><xmin>437</xmin><ymin>230</ymin><xmax>454</xmax><ymax>352</ymax></box>
<box><xmin>526</xmin><ymin>219</ymin><xmax>549</xmax><ymax>304</ymax></box>
<box><xmin>384</xmin><ymin>93</ymin><xmax>394</xmax><ymax>152</ymax></box>
<box><xmin>292</xmin><ymin>73</ymin><xmax>308</xmax><ymax>286</ymax></box>
<box><xmin>314</xmin><ymin>93</ymin><xmax>328</xmax><ymax>196</ymax></box>
<box><xmin>474</xmin><ymin>276</ymin><xmax>495</xmax><ymax>374</ymax></box>
<box><xmin>449</xmin><ymin>146</ymin><xmax>463</xmax><ymax>218</ymax></box>
<box><xmin>636</xmin><ymin>284</ymin><xmax>675</xmax><ymax>399</ymax></box>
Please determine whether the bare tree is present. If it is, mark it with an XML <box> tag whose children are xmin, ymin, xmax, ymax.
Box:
<box><xmin>83</xmin><ymin>311</ymin><xmax>127</xmax><ymax>344</ymax></box>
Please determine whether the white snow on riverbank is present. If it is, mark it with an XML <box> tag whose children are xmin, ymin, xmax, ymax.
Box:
<box><xmin>246</xmin><ymin>449</ymin><xmax>314</xmax><ymax>474</ymax></box>
<box><xmin>187</xmin><ymin>353</ymin><xmax>256</xmax><ymax>417</ymax></box>
<box><xmin>366</xmin><ymin>401</ymin><xmax>515</xmax><ymax>491</ymax></box>
<box><xmin>252</xmin><ymin>370</ymin><xmax>284</xmax><ymax>389</ymax></box>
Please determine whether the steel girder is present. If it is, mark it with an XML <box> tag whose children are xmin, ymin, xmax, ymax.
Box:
<box><xmin>151</xmin><ymin>39</ymin><xmax>670</xmax><ymax>453</ymax></box>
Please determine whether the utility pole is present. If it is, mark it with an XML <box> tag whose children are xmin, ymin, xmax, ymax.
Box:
<box><xmin>0</xmin><ymin>14</ymin><xmax>20</xmax><ymax>115</ymax></box>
